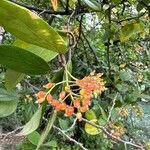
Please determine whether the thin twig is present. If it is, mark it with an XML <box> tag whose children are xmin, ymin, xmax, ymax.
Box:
<box><xmin>53</xmin><ymin>125</ymin><xmax>88</xmax><ymax>150</ymax></box>
<box><xmin>106</xmin><ymin>93</ymin><xmax>118</xmax><ymax>123</ymax></box>
<box><xmin>64</xmin><ymin>118</ymin><xmax>77</xmax><ymax>133</ymax></box>
<box><xmin>10</xmin><ymin>0</ymin><xmax>93</xmax><ymax>16</ymax></box>
<box><xmin>24</xmin><ymin>79</ymin><xmax>40</xmax><ymax>92</ymax></box>
<box><xmin>81</xmin><ymin>118</ymin><xmax>145</xmax><ymax>150</ymax></box>
<box><xmin>1</xmin><ymin>127</ymin><xmax>23</xmax><ymax>140</ymax></box>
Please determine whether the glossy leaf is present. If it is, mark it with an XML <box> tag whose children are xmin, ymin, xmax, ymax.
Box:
<box><xmin>85</xmin><ymin>109</ymin><xmax>97</xmax><ymax>120</ymax></box>
<box><xmin>0</xmin><ymin>100</ymin><xmax>18</xmax><ymax>118</ymax></box>
<box><xmin>85</xmin><ymin>119</ymin><xmax>100</xmax><ymax>135</ymax></box>
<box><xmin>0</xmin><ymin>45</ymin><xmax>50</xmax><ymax>75</ymax></box>
<box><xmin>0</xmin><ymin>0</ymin><xmax>67</xmax><ymax>53</ymax></box>
<box><xmin>5</xmin><ymin>39</ymin><xmax>58</xmax><ymax>90</ymax></box>
<box><xmin>14</xmin><ymin>39</ymin><xmax>58</xmax><ymax>62</ymax></box>
<box><xmin>18</xmin><ymin>106</ymin><xmax>43</xmax><ymax>136</ymax></box>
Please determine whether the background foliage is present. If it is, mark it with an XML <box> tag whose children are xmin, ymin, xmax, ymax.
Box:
<box><xmin>0</xmin><ymin>0</ymin><xmax>149</xmax><ymax>150</ymax></box>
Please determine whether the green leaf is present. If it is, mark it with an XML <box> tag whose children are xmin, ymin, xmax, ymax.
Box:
<box><xmin>0</xmin><ymin>45</ymin><xmax>50</xmax><ymax>75</ymax></box>
<box><xmin>82</xmin><ymin>0</ymin><xmax>101</xmax><ymax>11</ymax></box>
<box><xmin>27</xmin><ymin>131</ymin><xmax>40</xmax><ymax>146</ymax></box>
<box><xmin>36</xmin><ymin>111</ymin><xmax>57</xmax><ymax>150</ymax></box>
<box><xmin>59</xmin><ymin>118</ymin><xmax>69</xmax><ymax>130</ymax></box>
<box><xmin>14</xmin><ymin>39</ymin><xmax>58</xmax><ymax>62</ymax></box>
<box><xmin>115</xmin><ymin>84</ymin><xmax>128</xmax><ymax>93</ymax></box>
<box><xmin>0</xmin><ymin>100</ymin><xmax>18</xmax><ymax>118</ymax></box>
<box><xmin>5</xmin><ymin>39</ymin><xmax>58</xmax><ymax>90</ymax></box>
<box><xmin>5</xmin><ymin>69</ymin><xmax>25</xmax><ymax>90</ymax></box>
<box><xmin>85</xmin><ymin>119</ymin><xmax>100</xmax><ymax>135</ymax></box>
<box><xmin>0</xmin><ymin>88</ymin><xmax>19</xmax><ymax>101</ymax></box>
<box><xmin>85</xmin><ymin>109</ymin><xmax>97</xmax><ymax>120</ymax></box>
<box><xmin>0</xmin><ymin>0</ymin><xmax>67</xmax><ymax>53</ymax></box>
<box><xmin>98</xmin><ymin>118</ymin><xmax>106</xmax><ymax>126</ymax></box>
<box><xmin>112</xmin><ymin>0</ymin><xmax>121</xmax><ymax>4</ymax></box>
<box><xmin>18</xmin><ymin>106</ymin><xmax>43</xmax><ymax>136</ymax></box>
<box><xmin>145</xmin><ymin>142</ymin><xmax>150</xmax><ymax>150</ymax></box>
<box><xmin>120</xmin><ymin>22</ymin><xmax>144</xmax><ymax>42</ymax></box>
<box><xmin>99</xmin><ymin>106</ymin><xmax>107</xmax><ymax>120</ymax></box>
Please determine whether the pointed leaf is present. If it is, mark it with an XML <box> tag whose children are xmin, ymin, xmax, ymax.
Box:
<box><xmin>36</xmin><ymin>111</ymin><xmax>57</xmax><ymax>150</ymax></box>
<box><xmin>14</xmin><ymin>39</ymin><xmax>58</xmax><ymax>62</ymax></box>
<box><xmin>5</xmin><ymin>39</ymin><xmax>58</xmax><ymax>90</ymax></box>
<box><xmin>0</xmin><ymin>0</ymin><xmax>67</xmax><ymax>53</ymax></box>
<box><xmin>18</xmin><ymin>106</ymin><xmax>43</xmax><ymax>135</ymax></box>
<box><xmin>0</xmin><ymin>45</ymin><xmax>50</xmax><ymax>75</ymax></box>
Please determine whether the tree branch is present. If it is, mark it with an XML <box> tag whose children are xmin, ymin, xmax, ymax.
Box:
<box><xmin>10</xmin><ymin>0</ymin><xmax>91</xmax><ymax>16</ymax></box>
<box><xmin>81</xmin><ymin>117</ymin><xmax>145</xmax><ymax>150</ymax></box>
<box><xmin>53</xmin><ymin>125</ymin><xmax>88</xmax><ymax>150</ymax></box>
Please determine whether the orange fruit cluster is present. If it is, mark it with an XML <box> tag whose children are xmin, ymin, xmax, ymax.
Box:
<box><xmin>36</xmin><ymin>73</ymin><xmax>106</xmax><ymax>118</ymax></box>
<box><xmin>76</xmin><ymin>72</ymin><xmax>106</xmax><ymax>96</ymax></box>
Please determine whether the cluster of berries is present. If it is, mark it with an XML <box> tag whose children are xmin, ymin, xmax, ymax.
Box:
<box><xmin>36</xmin><ymin>72</ymin><xmax>106</xmax><ymax>119</ymax></box>
<box><xmin>109</xmin><ymin>122</ymin><xmax>125</xmax><ymax>138</ymax></box>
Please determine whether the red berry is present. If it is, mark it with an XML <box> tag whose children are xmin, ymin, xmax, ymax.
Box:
<box><xmin>59</xmin><ymin>91</ymin><xmax>66</xmax><ymax>99</ymax></box>
<box><xmin>65</xmin><ymin>106</ymin><xmax>74</xmax><ymax>116</ymax></box>
<box><xmin>51</xmin><ymin>99</ymin><xmax>60</xmax><ymax>107</ymax></box>
<box><xmin>82</xmin><ymin>97</ymin><xmax>91</xmax><ymax>106</ymax></box>
<box><xmin>36</xmin><ymin>91</ymin><xmax>46</xmax><ymax>99</ymax></box>
<box><xmin>47</xmin><ymin>94</ymin><xmax>53</xmax><ymax>104</ymax></box>
<box><xmin>43</xmin><ymin>82</ymin><xmax>54</xmax><ymax>89</ymax></box>
<box><xmin>55</xmin><ymin>104</ymin><xmax>62</xmax><ymax>112</ymax></box>
<box><xmin>36</xmin><ymin>98</ymin><xmax>45</xmax><ymax>104</ymax></box>
<box><xmin>80</xmin><ymin>106</ymin><xmax>88</xmax><ymax>113</ymax></box>
<box><xmin>59</xmin><ymin>103</ymin><xmax>67</xmax><ymax>110</ymax></box>
<box><xmin>73</xmin><ymin>99</ymin><xmax>80</xmax><ymax>108</ymax></box>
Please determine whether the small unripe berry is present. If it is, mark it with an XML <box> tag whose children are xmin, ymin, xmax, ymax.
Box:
<box><xmin>76</xmin><ymin>112</ymin><xmax>82</xmax><ymax>120</ymax></box>
<box><xmin>65</xmin><ymin>85</ymin><xmax>70</xmax><ymax>92</ymax></box>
